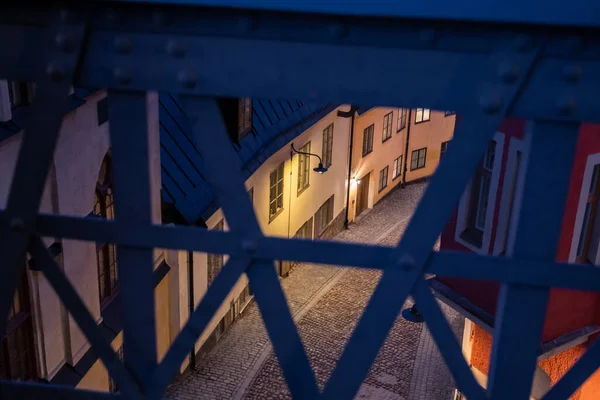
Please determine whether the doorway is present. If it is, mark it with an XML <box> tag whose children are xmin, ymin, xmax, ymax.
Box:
<box><xmin>355</xmin><ymin>172</ymin><xmax>370</xmax><ymax>218</ymax></box>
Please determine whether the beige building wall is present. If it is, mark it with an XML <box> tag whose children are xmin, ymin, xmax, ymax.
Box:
<box><xmin>405</xmin><ymin>110</ymin><xmax>455</xmax><ymax>182</ymax></box>
<box><xmin>348</xmin><ymin>108</ymin><xmax>455</xmax><ymax>223</ymax></box>
<box><xmin>0</xmin><ymin>89</ymin><xmax>172</xmax><ymax>390</ymax></box>
<box><xmin>171</xmin><ymin>106</ymin><xmax>353</xmax><ymax>370</ymax></box>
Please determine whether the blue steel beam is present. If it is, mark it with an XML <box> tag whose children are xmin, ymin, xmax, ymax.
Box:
<box><xmin>113</xmin><ymin>0</ymin><xmax>600</xmax><ymax>27</ymax></box>
<box><xmin>0</xmin><ymin>380</ymin><xmax>121</xmax><ymax>400</ymax></box>
<box><xmin>21</xmin><ymin>212</ymin><xmax>600</xmax><ymax>292</ymax></box>
<box><xmin>0</xmin><ymin>18</ymin><xmax>87</xmax><ymax>344</ymax></box>
<box><xmin>488</xmin><ymin>122</ymin><xmax>579</xmax><ymax>399</ymax></box>
<box><xmin>108</xmin><ymin>91</ymin><xmax>158</xmax><ymax>391</ymax></box>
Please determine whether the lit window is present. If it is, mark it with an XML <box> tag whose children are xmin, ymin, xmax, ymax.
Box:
<box><xmin>411</xmin><ymin>148</ymin><xmax>427</xmax><ymax>170</ymax></box>
<box><xmin>415</xmin><ymin>108</ymin><xmax>430</xmax><ymax>123</ymax></box>
<box><xmin>362</xmin><ymin>124</ymin><xmax>374</xmax><ymax>157</ymax></box>
<box><xmin>297</xmin><ymin>142</ymin><xmax>311</xmax><ymax>194</ymax></box>
<box><xmin>322</xmin><ymin>124</ymin><xmax>334</xmax><ymax>168</ymax></box>
<box><xmin>378</xmin><ymin>166</ymin><xmax>389</xmax><ymax>192</ymax></box>
<box><xmin>397</xmin><ymin>108</ymin><xmax>407</xmax><ymax>131</ymax></box>
<box><xmin>393</xmin><ymin>156</ymin><xmax>402</xmax><ymax>180</ymax></box>
<box><xmin>94</xmin><ymin>153</ymin><xmax>118</xmax><ymax>307</ymax></box>
<box><xmin>382</xmin><ymin>112</ymin><xmax>393</xmax><ymax>142</ymax></box>
<box><xmin>269</xmin><ymin>162</ymin><xmax>285</xmax><ymax>219</ymax></box>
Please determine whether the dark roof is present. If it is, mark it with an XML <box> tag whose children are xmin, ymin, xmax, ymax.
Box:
<box><xmin>159</xmin><ymin>93</ymin><xmax>335</xmax><ymax>224</ymax></box>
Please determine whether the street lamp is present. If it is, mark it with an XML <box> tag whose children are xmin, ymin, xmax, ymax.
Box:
<box><xmin>291</xmin><ymin>143</ymin><xmax>328</xmax><ymax>174</ymax></box>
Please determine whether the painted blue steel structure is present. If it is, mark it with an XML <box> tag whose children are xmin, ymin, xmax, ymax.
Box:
<box><xmin>0</xmin><ymin>2</ymin><xmax>599</xmax><ymax>399</ymax></box>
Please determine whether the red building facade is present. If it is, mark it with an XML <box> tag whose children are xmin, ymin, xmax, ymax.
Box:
<box><xmin>438</xmin><ymin>120</ymin><xmax>600</xmax><ymax>398</ymax></box>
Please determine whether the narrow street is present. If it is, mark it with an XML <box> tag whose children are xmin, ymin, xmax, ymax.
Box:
<box><xmin>167</xmin><ymin>182</ymin><xmax>463</xmax><ymax>400</ymax></box>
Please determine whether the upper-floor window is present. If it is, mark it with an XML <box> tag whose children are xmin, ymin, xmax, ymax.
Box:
<box><xmin>295</xmin><ymin>217</ymin><xmax>313</xmax><ymax>240</ymax></box>
<box><xmin>297</xmin><ymin>142</ymin><xmax>311</xmax><ymax>194</ymax></box>
<box><xmin>322</xmin><ymin>124</ymin><xmax>334</xmax><ymax>168</ymax></box>
<box><xmin>576</xmin><ymin>165</ymin><xmax>600</xmax><ymax>264</ymax></box>
<box><xmin>8</xmin><ymin>81</ymin><xmax>32</xmax><ymax>108</ymax></box>
<box><xmin>207</xmin><ymin>219</ymin><xmax>225</xmax><ymax>284</ymax></box>
<box><xmin>415</xmin><ymin>108</ymin><xmax>430</xmax><ymax>123</ymax></box>
<box><xmin>1</xmin><ymin>265</ymin><xmax>37</xmax><ymax>381</ymax></box>
<box><xmin>397</xmin><ymin>108</ymin><xmax>407</xmax><ymax>131</ymax></box>
<box><xmin>444</xmin><ymin>111</ymin><xmax>456</xmax><ymax>117</ymax></box>
<box><xmin>362</xmin><ymin>124</ymin><xmax>374</xmax><ymax>157</ymax></box>
<box><xmin>440</xmin><ymin>141</ymin><xmax>449</xmax><ymax>158</ymax></box>
<box><xmin>461</xmin><ymin>140</ymin><xmax>497</xmax><ymax>247</ymax></box>
<box><xmin>382</xmin><ymin>112</ymin><xmax>393</xmax><ymax>142</ymax></box>
<box><xmin>238</xmin><ymin>98</ymin><xmax>252</xmax><ymax>141</ymax></box>
<box><xmin>378</xmin><ymin>166</ymin><xmax>389</xmax><ymax>192</ymax></box>
<box><xmin>315</xmin><ymin>195</ymin><xmax>334</xmax><ymax>237</ymax></box>
<box><xmin>94</xmin><ymin>153</ymin><xmax>118</xmax><ymax>307</ymax></box>
<box><xmin>393</xmin><ymin>156</ymin><xmax>402</xmax><ymax>180</ymax></box>
<box><xmin>411</xmin><ymin>147</ymin><xmax>427</xmax><ymax>170</ymax></box>
<box><xmin>269</xmin><ymin>162</ymin><xmax>285</xmax><ymax>220</ymax></box>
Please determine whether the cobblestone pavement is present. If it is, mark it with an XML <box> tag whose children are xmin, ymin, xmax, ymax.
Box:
<box><xmin>167</xmin><ymin>182</ymin><xmax>462</xmax><ymax>400</ymax></box>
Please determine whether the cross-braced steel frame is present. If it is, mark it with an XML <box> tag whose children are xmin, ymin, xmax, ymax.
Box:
<box><xmin>1</xmin><ymin>2</ymin><xmax>600</xmax><ymax>399</ymax></box>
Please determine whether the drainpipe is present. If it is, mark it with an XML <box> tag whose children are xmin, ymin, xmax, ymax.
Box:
<box><xmin>187</xmin><ymin>250</ymin><xmax>196</xmax><ymax>370</ymax></box>
<box><xmin>337</xmin><ymin>106</ymin><xmax>357</xmax><ymax>229</ymax></box>
<box><xmin>401</xmin><ymin>108</ymin><xmax>413</xmax><ymax>188</ymax></box>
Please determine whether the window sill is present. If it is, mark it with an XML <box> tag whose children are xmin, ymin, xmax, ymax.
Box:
<box><xmin>269</xmin><ymin>208</ymin><xmax>284</xmax><ymax>223</ymax></box>
<box><xmin>362</xmin><ymin>150</ymin><xmax>373</xmax><ymax>158</ymax></box>
<box><xmin>396</xmin><ymin>127</ymin><xmax>406</xmax><ymax>133</ymax></box>
<box><xmin>297</xmin><ymin>184</ymin><xmax>310</xmax><ymax>197</ymax></box>
<box><xmin>382</xmin><ymin>136</ymin><xmax>392</xmax><ymax>144</ymax></box>
<box><xmin>378</xmin><ymin>185</ymin><xmax>388</xmax><ymax>193</ymax></box>
<box><xmin>392</xmin><ymin>174</ymin><xmax>401</xmax><ymax>181</ymax></box>
<box><xmin>414</xmin><ymin>120</ymin><xmax>431</xmax><ymax>125</ymax></box>
<box><xmin>410</xmin><ymin>165</ymin><xmax>426</xmax><ymax>171</ymax></box>
<box><xmin>459</xmin><ymin>228</ymin><xmax>483</xmax><ymax>249</ymax></box>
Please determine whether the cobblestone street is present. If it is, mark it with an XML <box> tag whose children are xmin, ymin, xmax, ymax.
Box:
<box><xmin>167</xmin><ymin>182</ymin><xmax>463</xmax><ymax>400</ymax></box>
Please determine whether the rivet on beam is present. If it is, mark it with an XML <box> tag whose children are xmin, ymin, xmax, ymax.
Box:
<box><xmin>329</xmin><ymin>23</ymin><xmax>348</xmax><ymax>40</ymax></box>
<box><xmin>55</xmin><ymin>33</ymin><xmax>75</xmax><ymax>53</ymax></box>
<box><xmin>114</xmin><ymin>37</ymin><xmax>133</xmax><ymax>55</ymax></box>
<box><xmin>563</xmin><ymin>65</ymin><xmax>583</xmax><ymax>83</ymax></box>
<box><xmin>178</xmin><ymin>71</ymin><xmax>198</xmax><ymax>89</ymax></box>
<box><xmin>167</xmin><ymin>40</ymin><xmax>187</xmax><ymax>59</ymax></box>
<box><xmin>514</xmin><ymin>35</ymin><xmax>532</xmax><ymax>52</ymax></box>
<box><xmin>497</xmin><ymin>63</ymin><xmax>520</xmax><ymax>84</ymax></box>
<box><xmin>113</xmin><ymin>67</ymin><xmax>133</xmax><ymax>85</ymax></box>
<box><xmin>46</xmin><ymin>63</ymin><xmax>66</xmax><ymax>83</ymax></box>
<box><xmin>238</xmin><ymin>16</ymin><xmax>257</xmax><ymax>32</ymax></box>
<box><xmin>396</xmin><ymin>255</ymin><xmax>416</xmax><ymax>271</ymax></box>
<box><xmin>556</xmin><ymin>96</ymin><xmax>577</xmax><ymax>116</ymax></box>
<box><xmin>419</xmin><ymin>29</ymin><xmax>437</xmax><ymax>45</ymax></box>
<box><xmin>479</xmin><ymin>94</ymin><xmax>503</xmax><ymax>114</ymax></box>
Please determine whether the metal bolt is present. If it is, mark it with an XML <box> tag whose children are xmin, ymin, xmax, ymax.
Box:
<box><xmin>113</xmin><ymin>67</ymin><xmax>132</xmax><ymax>85</ymax></box>
<box><xmin>562</xmin><ymin>64</ymin><xmax>583</xmax><ymax>84</ymax></box>
<box><xmin>178</xmin><ymin>71</ymin><xmax>198</xmax><ymax>89</ymax></box>
<box><xmin>242</xmin><ymin>239</ymin><xmax>259</xmax><ymax>254</ymax></box>
<box><xmin>396</xmin><ymin>255</ymin><xmax>416</xmax><ymax>271</ymax></box>
<box><xmin>514</xmin><ymin>35</ymin><xmax>532</xmax><ymax>52</ymax></box>
<box><xmin>556</xmin><ymin>96</ymin><xmax>577</xmax><ymax>116</ymax></box>
<box><xmin>329</xmin><ymin>23</ymin><xmax>348</xmax><ymax>40</ymax></box>
<box><xmin>479</xmin><ymin>94</ymin><xmax>503</xmax><ymax>114</ymax></box>
<box><xmin>239</xmin><ymin>16</ymin><xmax>257</xmax><ymax>32</ymax></box>
<box><xmin>497</xmin><ymin>63</ymin><xmax>520</xmax><ymax>84</ymax></box>
<box><xmin>55</xmin><ymin>33</ymin><xmax>75</xmax><ymax>53</ymax></box>
<box><xmin>9</xmin><ymin>217</ymin><xmax>25</xmax><ymax>232</ymax></box>
<box><xmin>46</xmin><ymin>63</ymin><xmax>66</xmax><ymax>83</ymax></box>
<box><xmin>114</xmin><ymin>37</ymin><xmax>133</xmax><ymax>55</ymax></box>
<box><xmin>420</xmin><ymin>29</ymin><xmax>437</xmax><ymax>45</ymax></box>
<box><xmin>167</xmin><ymin>40</ymin><xmax>187</xmax><ymax>59</ymax></box>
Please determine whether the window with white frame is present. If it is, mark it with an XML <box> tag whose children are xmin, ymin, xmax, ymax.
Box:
<box><xmin>378</xmin><ymin>166</ymin><xmax>389</xmax><ymax>192</ymax></box>
<box><xmin>397</xmin><ymin>108</ymin><xmax>407</xmax><ymax>131</ymax></box>
<box><xmin>411</xmin><ymin>148</ymin><xmax>427</xmax><ymax>170</ymax></box>
<box><xmin>322</xmin><ymin>123</ymin><xmax>334</xmax><ymax>168</ymax></box>
<box><xmin>362</xmin><ymin>124</ymin><xmax>374</xmax><ymax>156</ymax></box>
<box><xmin>415</xmin><ymin>108</ymin><xmax>430</xmax><ymax>123</ymax></box>
<box><xmin>297</xmin><ymin>142</ymin><xmax>311</xmax><ymax>194</ymax></box>
<box><xmin>393</xmin><ymin>156</ymin><xmax>402</xmax><ymax>180</ymax></box>
<box><xmin>382</xmin><ymin>112</ymin><xmax>393</xmax><ymax>142</ymax></box>
<box><xmin>269</xmin><ymin>162</ymin><xmax>285</xmax><ymax>219</ymax></box>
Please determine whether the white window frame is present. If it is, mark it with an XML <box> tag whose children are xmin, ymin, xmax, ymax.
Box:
<box><xmin>455</xmin><ymin>131</ymin><xmax>505</xmax><ymax>254</ymax></box>
<box><xmin>492</xmin><ymin>136</ymin><xmax>528</xmax><ymax>256</ymax></box>
<box><xmin>568</xmin><ymin>151</ymin><xmax>600</xmax><ymax>263</ymax></box>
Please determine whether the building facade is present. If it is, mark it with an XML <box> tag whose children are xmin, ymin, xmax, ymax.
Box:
<box><xmin>348</xmin><ymin>107</ymin><xmax>455</xmax><ymax>222</ymax></box>
<box><xmin>0</xmin><ymin>87</ymin><xmax>173</xmax><ymax>391</ymax></box>
<box><xmin>438</xmin><ymin>119</ymin><xmax>600</xmax><ymax>399</ymax></box>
